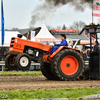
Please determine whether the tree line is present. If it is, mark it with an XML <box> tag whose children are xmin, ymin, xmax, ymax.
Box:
<box><xmin>5</xmin><ymin>20</ymin><xmax>87</xmax><ymax>35</ymax></box>
<box><xmin>47</xmin><ymin>20</ymin><xmax>86</xmax><ymax>35</ymax></box>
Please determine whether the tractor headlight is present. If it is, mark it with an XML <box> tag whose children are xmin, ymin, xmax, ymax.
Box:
<box><xmin>28</xmin><ymin>49</ymin><xmax>34</xmax><ymax>54</ymax></box>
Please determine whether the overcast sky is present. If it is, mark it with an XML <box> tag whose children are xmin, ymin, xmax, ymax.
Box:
<box><xmin>0</xmin><ymin>0</ymin><xmax>100</xmax><ymax>30</ymax></box>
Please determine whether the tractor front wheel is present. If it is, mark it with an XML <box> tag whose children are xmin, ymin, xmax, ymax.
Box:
<box><xmin>51</xmin><ymin>49</ymin><xmax>84</xmax><ymax>81</ymax></box>
<box><xmin>5</xmin><ymin>55</ymin><xmax>16</xmax><ymax>70</ymax></box>
<box><xmin>15</xmin><ymin>53</ymin><xmax>31</xmax><ymax>71</ymax></box>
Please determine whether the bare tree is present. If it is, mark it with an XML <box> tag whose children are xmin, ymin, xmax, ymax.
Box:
<box><xmin>69</xmin><ymin>20</ymin><xmax>86</xmax><ymax>34</ymax></box>
<box><xmin>55</xmin><ymin>26</ymin><xmax>61</xmax><ymax>30</ymax></box>
<box><xmin>62</xmin><ymin>24</ymin><xmax>66</xmax><ymax>30</ymax></box>
<box><xmin>5</xmin><ymin>29</ymin><xmax>8</xmax><ymax>31</ymax></box>
<box><xmin>11</xmin><ymin>28</ymin><xmax>19</xmax><ymax>31</ymax></box>
<box><xmin>47</xmin><ymin>25</ymin><xmax>54</xmax><ymax>30</ymax></box>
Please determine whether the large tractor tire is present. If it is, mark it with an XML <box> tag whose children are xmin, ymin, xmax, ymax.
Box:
<box><xmin>5</xmin><ymin>55</ymin><xmax>16</xmax><ymax>70</ymax></box>
<box><xmin>51</xmin><ymin>49</ymin><xmax>84</xmax><ymax>81</ymax></box>
<box><xmin>40</xmin><ymin>63</ymin><xmax>56</xmax><ymax>80</ymax></box>
<box><xmin>15</xmin><ymin>53</ymin><xmax>31</xmax><ymax>71</ymax></box>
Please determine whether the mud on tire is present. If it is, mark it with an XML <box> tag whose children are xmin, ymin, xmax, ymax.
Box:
<box><xmin>5</xmin><ymin>55</ymin><xmax>16</xmax><ymax>70</ymax></box>
<box><xmin>51</xmin><ymin>49</ymin><xmax>84</xmax><ymax>81</ymax></box>
<box><xmin>40</xmin><ymin>63</ymin><xmax>56</xmax><ymax>80</ymax></box>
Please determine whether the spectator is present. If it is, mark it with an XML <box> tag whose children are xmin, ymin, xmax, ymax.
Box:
<box><xmin>93</xmin><ymin>41</ymin><xmax>99</xmax><ymax>53</ymax></box>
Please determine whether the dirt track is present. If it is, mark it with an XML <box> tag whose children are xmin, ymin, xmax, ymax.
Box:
<box><xmin>0</xmin><ymin>75</ymin><xmax>100</xmax><ymax>90</ymax></box>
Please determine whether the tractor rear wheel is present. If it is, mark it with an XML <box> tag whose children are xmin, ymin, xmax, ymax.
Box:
<box><xmin>15</xmin><ymin>53</ymin><xmax>31</xmax><ymax>71</ymax></box>
<box><xmin>5</xmin><ymin>55</ymin><xmax>16</xmax><ymax>70</ymax></box>
<box><xmin>40</xmin><ymin>63</ymin><xmax>56</xmax><ymax>80</ymax></box>
<box><xmin>51</xmin><ymin>49</ymin><xmax>84</xmax><ymax>81</ymax></box>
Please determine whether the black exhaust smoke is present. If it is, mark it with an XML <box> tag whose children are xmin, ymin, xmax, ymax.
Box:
<box><xmin>29</xmin><ymin>0</ymin><xmax>100</xmax><ymax>27</ymax></box>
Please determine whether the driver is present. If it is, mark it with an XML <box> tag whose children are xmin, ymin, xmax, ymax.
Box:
<box><xmin>50</xmin><ymin>34</ymin><xmax>68</xmax><ymax>54</ymax></box>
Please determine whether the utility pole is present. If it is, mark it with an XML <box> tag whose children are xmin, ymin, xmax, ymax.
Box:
<box><xmin>92</xmin><ymin>0</ymin><xmax>94</xmax><ymax>24</ymax></box>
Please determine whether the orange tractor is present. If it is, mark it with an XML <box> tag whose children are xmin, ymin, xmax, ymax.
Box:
<box><xmin>5</xmin><ymin>36</ymin><xmax>84</xmax><ymax>81</ymax></box>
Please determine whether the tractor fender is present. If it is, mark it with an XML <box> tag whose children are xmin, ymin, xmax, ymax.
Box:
<box><xmin>50</xmin><ymin>46</ymin><xmax>82</xmax><ymax>59</ymax></box>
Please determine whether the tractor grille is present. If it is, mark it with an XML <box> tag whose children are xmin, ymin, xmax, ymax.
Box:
<box><xmin>12</xmin><ymin>37</ymin><xmax>15</xmax><ymax>40</ymax></box>
<box><xmin>11</xmin><ymin>45</ymin><xmax>14</xmax><ymax>47</ymax></box>
<box><xmin>11</xmin><ymin>41</ymin><xmax>14</xmax><ymax>43</ymax></box>
<box><xmin>10</xmin><ymin>38</ymin><xmax>15</xmax><ymax>48</ymax></box>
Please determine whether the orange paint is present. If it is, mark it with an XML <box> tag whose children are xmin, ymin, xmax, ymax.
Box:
<box><xmin>9</xmin><ymin>37</ymin><xmax>51</xmax><ymax>53</ymax></box>
<box><xmin>61</xmin><ymin>55</ymin><xmax>79</xmax><ymax>75</ymax></box>
<box><xmin>50</xmin><ymin>46</ymin><xmax>82</xmax><ymax>59</ymax></box>
<box><xmin>23</xmin><ymin>60</ymin><xmax>25</xmax><ymax>63</ymax></box>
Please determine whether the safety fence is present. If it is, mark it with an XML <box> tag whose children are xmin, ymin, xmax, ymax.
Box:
<box><xmin>0</xmin><ymin>61</ymin><xmax>40</xmax><ymax>72</ymax></box>
<box><xmin>0</xmin><ymin>60</ymin><xmax>89</xmax><ymax>72</ymax></box>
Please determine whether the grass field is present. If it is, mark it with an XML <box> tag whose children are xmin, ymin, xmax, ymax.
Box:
<box><xmin>0</xmin><ymin>88</ymin><xmax>100</xmax><ymax>99</ymax></box>
<box><xmin>0</xmin><ymin>71</ymin><xmax>100</xmax><ymax>99</ymax></box>
<box><xmin>0</xmin><ymin>71</ymin><xmax>42</xmax><ymax>76</ymax></box>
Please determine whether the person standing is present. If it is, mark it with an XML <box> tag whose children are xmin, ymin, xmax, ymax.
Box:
<box><xmin>93</xmin><ymin>41</ymin><xmax>99</xmax><ymax>53</ymax></box>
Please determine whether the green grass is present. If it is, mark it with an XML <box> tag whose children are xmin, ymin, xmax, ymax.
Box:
<box><xmin>0</xmin><ymin>88</ymin><xmax>100</xmax><ymax>99</ymax></box>
<box><xmin>0</xmin><ymin>71</ymin><xmax>42</xmax><ymax>76</ymax></box>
